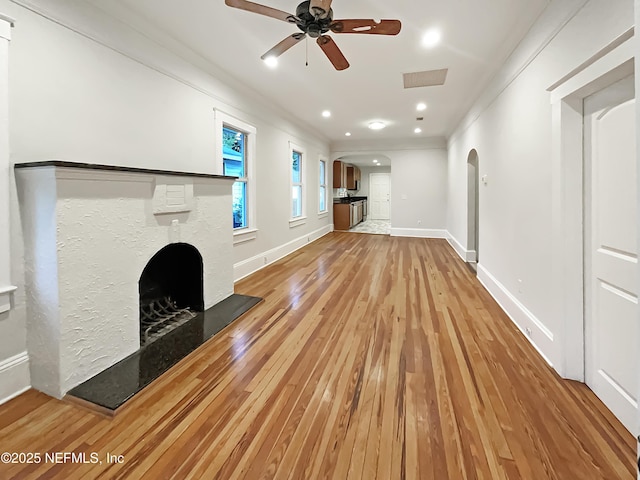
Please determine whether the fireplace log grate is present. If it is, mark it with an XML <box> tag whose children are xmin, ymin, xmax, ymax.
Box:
<box><xmin>140</xmin><ymin>297</ymin><xmax>197</xmax><ymax>345</ymax></box>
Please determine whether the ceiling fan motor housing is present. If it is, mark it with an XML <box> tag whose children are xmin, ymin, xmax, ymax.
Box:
<box><xmin>295</xmin><ymin>0</ymin><xmax>333</xmax><ymax>38</ymax></box>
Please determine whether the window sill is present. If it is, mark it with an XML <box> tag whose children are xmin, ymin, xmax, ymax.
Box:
<box><xmin>318</xmin><ymin>211</ymin><xmax>329</xmax><ymax>219</ymax></box>
<box><xmin>289</xmin><ymin>216</ymin><xmax>307</xmax><ymax>228</ymax></box>
<box><xmin>0</xmin><ymin>285</ymin><xmax>17</xmax><ymax>314</ymax></box>
<box><xmin>233</xmin><ymin>228</ymin><xmax>258</xmax><ymax>245</ymax></box>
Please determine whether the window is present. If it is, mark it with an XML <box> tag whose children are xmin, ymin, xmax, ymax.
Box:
<box><xmin>289</xmin><ymin>142</ymin><xmax>306</xmax><ymax>227</ymax></box>
<box><xmin>292</xmin><ymin>150</ymin><xmax>303</xmax><ymax>218</ymax></box>
<box><xmin>215</xmin><ymin>110</ymin><xmax>257</xmax><ymax>241</ymax></box>
<box><xmin>319</xmin><ymin>158</ymin><xmax>328</xmax><ymax>214</ymax></box>
<box><xmin>222</xmin><ymin>126</ymin><xmax>247</xmax><ymax>228</ymax></box>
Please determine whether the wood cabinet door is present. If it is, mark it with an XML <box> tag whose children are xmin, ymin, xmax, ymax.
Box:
<box><xmin>333</xmin><ymin>161</ymin><xmax>343</xmax><ymax>188</ymax></box>
<box><xmin>346</xmin><ymin>166</ymin><xmax>355</xmax><ymax>189</ymax></box>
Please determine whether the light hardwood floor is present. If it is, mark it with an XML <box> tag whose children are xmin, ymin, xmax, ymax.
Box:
<box><xmin>0</xmin><ymin>233</ymin><xmax>635</xmax><ymax>479</ymax></box>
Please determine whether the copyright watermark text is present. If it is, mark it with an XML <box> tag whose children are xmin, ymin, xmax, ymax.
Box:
<box><xmin>1</xmin><ymin>451</ymin><xmax>125</xmax><ymax>465</ymax></box>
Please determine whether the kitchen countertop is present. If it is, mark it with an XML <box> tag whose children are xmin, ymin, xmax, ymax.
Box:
<box><xmin>333</xmin><ymin>196</ymin><xmax>368</xmax><ymax>204</ymax></box>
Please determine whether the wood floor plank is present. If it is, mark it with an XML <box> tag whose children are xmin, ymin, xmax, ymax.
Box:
<box><xmin>0</xmin><ymin>233</ymin><xmax>635</xmax><ymax>479</ymax></box>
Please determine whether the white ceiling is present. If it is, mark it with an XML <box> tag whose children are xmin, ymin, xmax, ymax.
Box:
<box><xmin>339</xmin><ymin>154</ymin><xmax>391</xmax><ymax>167</ymax></box>
<box><xmin>86</xmin><ymin>0</ymin><xmax>550</xmax><ymax>144</ymax></box>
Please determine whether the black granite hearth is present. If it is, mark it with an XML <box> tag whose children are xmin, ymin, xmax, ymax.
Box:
<box><xmin>67</xmin><ymin>294</ymin><xmax>262</xmax><ymax>412</ymax></box>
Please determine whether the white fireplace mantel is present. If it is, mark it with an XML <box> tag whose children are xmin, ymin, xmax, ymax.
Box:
<box><xmin>0</xmin><ymin>13</ymin><xmax>16</xmax><ymax>314</ymax></box>
<box><xmin>15</xmin><ymin>161</ymin><xmax>236</xmax><ymax>398</ymax></box>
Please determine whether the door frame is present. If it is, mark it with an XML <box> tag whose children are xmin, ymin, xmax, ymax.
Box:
<box><xmin>549</xmin><ymin>34</ymin><xmax>634</xmax><ymax>381</ymax></box>
<box><xmin>466</xmin><ymin>149</ymin><xmax>479</xmax><ymax>264</ymax></box>
<box><xmin>369</xmin><ymin>172</ymin><xmax>391</xmax><ymax>220</ymax></box>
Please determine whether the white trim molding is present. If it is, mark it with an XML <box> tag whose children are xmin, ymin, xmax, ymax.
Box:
<box><xmin>215</xmin><ymin>109</ymin><xmax>257</xmax><ymax>233</ymax></box>
<box><xmin>448</xmin><ymin>0</ymin><xmax>589</xmax><ymax>146</ymax></box>
<box><xmin>390</xmin><ymin>228</ymin><xmax>447</xmax><ymax>239</ymax></box>
<box><xmin>234</xmin><ymin>224</ymin><xmax>332</xmax><ymax>282</ymax></box>
<box><xmin>477</xmin><ymin>264</ymin><xmax>555</xmax><ymax>368</ymax></box>
<box><xmin>0</xmin><ymin>13</ymin><xmax>15</xmax><ymax>41</ymax></box>
<box><xmin>233</xmin><ymin>228</ymin><xmax>258</xmax><ymax>246</ymax></box>
<box><xmin>0</xmin><ymin>351</ymin><xmax>30</xmax><ymax>405</ymax></box>
<box><xmin>548</xmin><ymin>33</ymin><xmax>635</xmax><ymax>381</ymax></box>
<box><xmin>446</xmin><ymin>232</ymin><xmax>476</xmax><ymax>262</ymax></box>
<box><xmin>0</xmin><ymin>13</ymin><xmax>13</xmax><ymax>312</ymax></box>
<box><xmin>0</xmin><ymin>285</ymin><xmax>17</xmax><ymax>314</ymax></box>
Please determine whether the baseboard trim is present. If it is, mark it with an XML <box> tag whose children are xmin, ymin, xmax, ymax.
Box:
<box><xmin>234</xmin><ymin>224</ymin><xmax>333</xmax><ymax>282</ymax></box>
<box><xmin>476</xmin><ymin>264</ymin><xmax>555</xmax><ymax>368</ymax></box>
<box><xmin>445</xmin><ymin>232</ymin><xmax>477</xmax><ymax>262</ymax></box>
<box><xmin>0</xmin><ymin>351</ymin><xmax>30</xmax><ymax>405</ymax></box>
<box><xmin>390</xmin><ymin>228</ymin><xmax>447</xmax><ymax>239</ymax></box>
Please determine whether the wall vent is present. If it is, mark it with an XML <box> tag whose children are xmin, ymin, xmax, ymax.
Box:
<box><xmin>403</xmin><ymin>69</ymin><xmax>448</xmax><ymax>89</ymax></box>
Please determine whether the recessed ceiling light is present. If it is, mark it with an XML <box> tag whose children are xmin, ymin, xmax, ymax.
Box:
<box><xmin>345</xmin><ymin>132</ymin><xmax>351</xmax><ymax>136</ymax></box>
<box><xmin>322</xmin><ymin>110</ymin><xmax>331</xmax><ymax>118</ymax></box>
<box><xmin>416</xmin><ymin>102</ymin><xmax>427</xmax><ymax>111</ymax></box>
<box><xmin>422</xmin><ymin>29</ymin><xmax>441</xmax><ymax>48</ymax></box>
<box><xmin>372</xmin><ymin>160</ymin><xmax>378</xmax><ymax>164</ymax></box>
<box><xmin>263</xmin><ymin>56</ymin><xmax>278</xmax><ymax>68</ymax></box>
<box><xmin>368</xmin><ymin>121</ymin><xmax>386</xmax><ymax>130</ymax></box>
<box><xmin>414</xmin><ymin>127</ymin><xmax>422</xmax><ymax>134</ymax></box>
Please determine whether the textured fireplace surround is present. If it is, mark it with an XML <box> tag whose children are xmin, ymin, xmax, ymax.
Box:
<box><xmin>15</xmin><ymin>161</ymin><xmax>235</xmax><ymax>398</ymax></box>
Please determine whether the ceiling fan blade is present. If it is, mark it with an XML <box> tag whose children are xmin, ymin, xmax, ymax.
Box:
<box><xmin>316</xmin><ymin>36</ymin><xmax>349</xmax><ymax>71</ymax></box>
<box><xmin>330</xmin><ymin>19</ymin><xmax>402</xmax><ymax>35</ymax></box>
<box><xmin>261</xmin><ymin>33</ymin><xmax>306</xmax><ymax>60</ymax></box>
<box><xmin>225</xmin><ymin>0</ymin><xmax>299</xmax><ymax>24</ymax></box>
<box><xmin>309</xmin><ymin>0</ymin><xmax>333</xmax><ymax>18</ymax></box>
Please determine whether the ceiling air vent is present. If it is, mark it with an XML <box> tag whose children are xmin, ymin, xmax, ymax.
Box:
<box><xmin>403</xmin><ymin>69</ymin><xmax>448</xmax><ymax>89</ymax></box>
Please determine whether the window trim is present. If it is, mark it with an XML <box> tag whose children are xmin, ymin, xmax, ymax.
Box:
<box><xmin>215</xmin><ymin>110</ymin><xmax>257</xmax><ymax>237</ymax></box>
<box><xmin>289</xmin><ymin>142</ymin><xmax>306</xmax><ymax>227</ymax></box>
<box><xmin>318</xmin><ymin>156</ymin><xmax>328</xmax><ymax>216</ymax></box>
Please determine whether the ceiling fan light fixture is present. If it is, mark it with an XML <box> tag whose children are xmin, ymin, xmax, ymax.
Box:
<box><xmin>368</xmin><ymin>121</ymin><xmax>386</xmax><ymax>130</ymax></box>
<box><xmin>422</xmin><ymin>29</ymin><xmax>441</xmax><ymax>48</ymax></box>
<box><xmin>263</xmin><ymin>56</ymin><xmax>278</xmax><ymax>68</ymax></box>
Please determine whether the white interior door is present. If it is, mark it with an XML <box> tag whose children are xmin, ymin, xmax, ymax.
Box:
<box><xmin>584</xmin><ymin>75</ymin><xmax>638</xmax><ymax>435</ymax></box>
<box><xmin>370</xmin><ymin>173</ymin><xmax>390</xmax><ymax>220</ymax></box>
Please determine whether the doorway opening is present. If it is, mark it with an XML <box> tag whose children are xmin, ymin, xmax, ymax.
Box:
<box><xmin>467</xmin><ymin>149</ymin><xmax>479</xmax><ymax>270</ymax></box>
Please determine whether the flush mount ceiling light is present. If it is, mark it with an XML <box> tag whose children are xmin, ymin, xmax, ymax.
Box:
<box><xmin>322</xmin><ymin>110</ymin><xmax>331</xmax><ymax>118</ymax></box>
<box><xmin>422</xmin><ymin>29</ymin><xmax>441</xmax><ymax>48</ymax></box>
<box><xmin>345</xmin><ymin>132</ymin><xmax>352</xmax><ymax>136</ymax></box>
<box><xmin>416</xmin><ymin>102</ymin><xmax>427</xmax><ymax>111</ymax></box>
<box><xmin>414</xmin><ymin>127</ymin><xmax>422</xmax><ymax>134</ymax></box>
<box><xmin>368</xmin><ymin>121</ymin><xmax>386</xmax><ymax>130</ymax></box>
<box><xmin>263</xmin><ymin>56</ymin><xmax>278</xmax><ymax>68</ymax></box>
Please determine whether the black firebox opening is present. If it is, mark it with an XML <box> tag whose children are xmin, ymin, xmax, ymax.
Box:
<box><xmin>138</xmin><ymin>243</ymin><xmax>204</xmax><ymax>345</ymax></box>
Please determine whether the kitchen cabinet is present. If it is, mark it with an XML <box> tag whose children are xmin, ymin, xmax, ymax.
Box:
<box><xmin>333</xmin><ymin>160</ymin><xmax>347</xmax><ymax>188</ymax></box>
<box><xmin>346</xmin><ymin>165</ymin><xmax>361</xmax><ymax>190</ymax></box>
<box><xmin>333</xmin><ymin>203</ymin><xmax>350</xmax><ymax>230</ymax></box>
<box><xmin>334</xmin><ymin>200</ymin><xmax>365</xmax><ymax>230</ymax></box>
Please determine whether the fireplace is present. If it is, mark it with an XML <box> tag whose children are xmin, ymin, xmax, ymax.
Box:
<box><xmin>139</xmin><ymin>243</ymin><xmax>204</xmax><ymax>345</ymax></box>
<box><xmin>15</xmin><ymin>161</ymin><xmax>236</xmax><ymax>398</ymax></box>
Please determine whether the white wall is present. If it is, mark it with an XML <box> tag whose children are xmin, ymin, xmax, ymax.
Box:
<box><xmin>447</xmin><ymin>0</ymin><xmax>634</xmax><ymax>368</ymax></box>
<box><xmin>0</xmin><ymin>0</ymin><xmax>331</xmax><ymax>402</ymax></box>
<box><xmin>390</xmin><ymin>149</ymin><xmax>447</xmax><ymax>236</ymax></box>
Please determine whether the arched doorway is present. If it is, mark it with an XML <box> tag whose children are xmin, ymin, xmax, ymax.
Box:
<box><xmin>467</xmin><ymin>150</ymin><xmax>479</xmax><ymax>268</ymax></box>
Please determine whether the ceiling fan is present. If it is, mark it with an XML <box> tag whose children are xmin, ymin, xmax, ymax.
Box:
<box><xmin>224</xmin><ymin>0</ymin><xmax>401</xmax><ymax>71</ymax></box>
